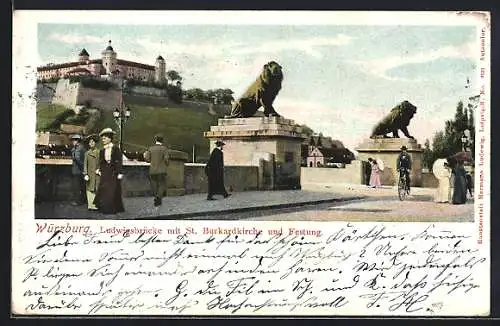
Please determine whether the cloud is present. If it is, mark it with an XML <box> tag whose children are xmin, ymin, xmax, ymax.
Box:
<box><xmin>136</xmin><ymin>34</ymin><xmax>354</xmax><ymax>60</ymax></box>
<box><xmin>231</xmin><ymin>34</ymin><xmax>354</xmax><ymax>59</ymax></box>
<box><xmin>48</xmin><ymin>33</ymin><xmax>104</xmax><ymax>44</ymax></box>
<box><xmin>353</xmin><ymin>41</ymin><xmax>476</xmax><ymax>80</ymax></box>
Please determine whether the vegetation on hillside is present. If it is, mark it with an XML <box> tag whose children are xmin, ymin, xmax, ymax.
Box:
<box><xmin>37</xmin><ymin>103</ymin><xmax>94</xmax><ymax>132</ymax></box>
<box><xmin>36</xmin><ymin>104</ymin><xmax>74</xmax><ymax>131</ymax></box>
<box><xmin>183</xmin><ymin>88</ymin><xmax>234</xmax><ymax>104</ymax></box>
<box><xmin>89</xmin><ymin>104</ymin><xmax>219</xmax><ymax>162</ymax></box>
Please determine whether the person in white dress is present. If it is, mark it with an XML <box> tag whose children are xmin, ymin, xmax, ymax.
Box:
<box><xmin>433</xmin><ymin>158</ymin><xmax>452</xmax><ymax>203</ymax></box>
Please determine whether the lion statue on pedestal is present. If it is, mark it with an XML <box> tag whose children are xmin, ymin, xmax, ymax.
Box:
<box><xmin>370</xmin><ymin>100</ymin><xmax>417</xmax><ymax>139</ymax></box>
<box><xmin>225</xmin><ymin>61</ymin><xmax>283</xmax><ymax>118</ymax></box>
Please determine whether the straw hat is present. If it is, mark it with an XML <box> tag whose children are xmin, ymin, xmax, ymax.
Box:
<box><xmin>70</xmin><ymin>134</ymin><xmax>82</xmax><ymax>140</ymax></box>
<box><xmin>99</xmin><ymin>128</ymin><xmax>116</xmax><ymax>137</ymax></box>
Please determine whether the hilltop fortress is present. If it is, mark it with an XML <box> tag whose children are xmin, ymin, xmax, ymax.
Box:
<box><xmin>36</xmin><ymin>40</ymin><xmax>179</xmax><ymax>111</ymax></box>
<box><xmin>37</xmin><ymin>40</ymin><xmax>167</xmax><ymax>83</ymax></box>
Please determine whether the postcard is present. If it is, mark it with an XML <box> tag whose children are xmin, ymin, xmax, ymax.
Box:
<box><xmin>12</xmin><ymin>10</ymin><xmax>491</xmax><ymax>316</ymax></box>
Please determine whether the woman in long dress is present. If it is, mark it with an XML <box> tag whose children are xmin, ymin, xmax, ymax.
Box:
<box><xmin>369</xmin><ymin>159</ymin><xmax>382</xmax><ymax>188</ymax></box>
<box><xmin>432</xmin><ymin>158</ymin><xmax>451</xmax><ymax>203</ymax></box>
<box><xmin>94</xmin><ymin>128</ymin><xmax>125</xmax><ymax>214</ymax></box>
<box><xmin>83</xmin><ymin>134</ymin><xmax>100</xmax><ymax>211</ymax></box>
<box><xmin>451</xmin><ymin>160</ymin><xmax>468</xmax><ymax>205</ymax></box>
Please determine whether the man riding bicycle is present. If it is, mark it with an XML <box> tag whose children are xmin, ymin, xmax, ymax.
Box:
<box><xmin>397</xmin><ymin>145</ymin><xmax>412</xmax><ymax>192</ymax></box>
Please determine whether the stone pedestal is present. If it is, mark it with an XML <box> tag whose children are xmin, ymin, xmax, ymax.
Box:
<box><xmin>355</xmin><ymin>138</ymin><xmax>424</xmax><ymax>186</ymax></box>
<box><xmin>204</xmin><ymin>117</ymin><xmax>305</xmax><ymax>190</ymax></box>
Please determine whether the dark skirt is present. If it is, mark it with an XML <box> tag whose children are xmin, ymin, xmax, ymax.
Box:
<box><xmin>94</xmin><ymin>163</ymin><xmax>125</xmax><ymax>214</ymax></box>
<box><xmin>452</xmin><ymin>175</ymin><xmax>467</xmax><ymax>205</ymax></box>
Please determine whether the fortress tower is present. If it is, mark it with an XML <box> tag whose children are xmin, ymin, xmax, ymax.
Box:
<box><xmin>101</xmin><ymin>40</ymin><xmax>118</xmax><ymax>75</ymax></box>
<box><xmin>155</xmin><ymin>55</ymin><xmax>166</xmax><ymax>84</ymax></box>
<box><xmin>78</xmin><ymin>48</ymin><xmax>89</xmax><ymax>62</ymax></box>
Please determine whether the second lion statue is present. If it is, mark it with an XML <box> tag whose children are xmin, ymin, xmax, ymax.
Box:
<box><xmin>370</xmin><ymin>100</ymin><xmax>418</xmax><ymax>139</ymax></box>
<box><xmin>225</xmin><ymin>61</ymin><xmax>283</xmax><ymax>118</ymax></box>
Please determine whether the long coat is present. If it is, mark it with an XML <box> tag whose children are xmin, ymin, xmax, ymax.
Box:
<box><xmin>94</xmin><ymin>145</ymin><xmax>125</xmax><ymax>214</ymax></box>
<box><xmin>452</xmin><ymin>164</ymin><xmax>467</xmax><ymax>205</ymax></box>
<box><xmin>71</xmin><ymin>144</ymin><xmax>86</xmax><ymax>175</ymax></box>
<box><xmin>83</xmin><ymin>148</ymin><xmax>100</xmax><ymax>192</ymax></box>
<box><xmin>144</xmin><ymin>144</ymin><xmax>170</xmax><ymax>175</ymax></box>
<box><xmin>205</xmin><ymin>147</ymin><xmax>227</xmax><ymax>195</ymax></box>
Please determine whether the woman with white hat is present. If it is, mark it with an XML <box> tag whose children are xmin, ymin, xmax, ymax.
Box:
<box><xmin>93</xmin><ymin>128</ymin><xmax>125</xmax><ymax>214</ymax></box>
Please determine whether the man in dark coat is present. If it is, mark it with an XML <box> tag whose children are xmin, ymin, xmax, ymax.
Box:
<box><xmin>70</xmin><ymin>134</ymin><xmax>86</xmax><ymax>206</ymax></box>
<box><xmin>144</xmin><ymin>134</ymin><xmax>170</xmax><ymax>207</ymax></box>
<box><xmin>396</xmin><ymin>146</ymin><xmax>412</xmax><ymax>192</ymax></box>
<box><xmin>364</xmin><ymin>158</ymin><xmax>373</xmax><ymax>186</ymax></box>
<box><xmin>205</xmin><ymin>140</ymin><xmax>231</xmax><ymax>200</ymax></box>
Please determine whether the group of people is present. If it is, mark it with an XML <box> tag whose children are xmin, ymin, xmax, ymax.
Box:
<box><xmin>433</xmin><ymin>156</ymin><xmax>472</xmax><ymax>205</ymax></box>
<box><xmin>70</xmin><ymin>128</ymin><xmax>171</xmax><ymax>214</ymax></box>
<box><xmin>361</xmin><ymin>145</ymin><xmax>471</xmax><ymax>205</ymax></box>
<box><xmin>70</xmin><ymin>130</ymin><xmax>232</xmax><ymax>213</ymax></box>
<box><xmin>364</xmin><ymin>146</ymin><xmax>413</xmax><ymax>190</ymax></box>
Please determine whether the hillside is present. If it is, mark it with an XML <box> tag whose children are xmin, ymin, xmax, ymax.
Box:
<box><xmin>36</xmin><ymin>103</ymin><xmax>69</xmax><ymax>131</ymax></box>
<box><xmin>36</xmin><ymin>98</ymin><xmax>230</xmax><ymax>162</ymax></box>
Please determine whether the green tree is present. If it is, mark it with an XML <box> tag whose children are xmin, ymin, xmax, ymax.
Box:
<box><xmin>428</xmin><ymin>100</ymin><xmax>476</xmax><ymax>171</ymax></box>
<box><xmin>422</xmin><ymin>139</ymin><xmax>434</xmax><ymax>170</ymax></box>
<box><xmin>184</xmin><ymin>88</ymin><xmax>205</xmax><ymax>101</ymax></box>
<box><xmin>166</xmin><ymin>70</ymin><xmax>182</xmax><ymax>85</ymax></box>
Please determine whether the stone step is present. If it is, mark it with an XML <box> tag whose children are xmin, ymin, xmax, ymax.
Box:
<box><xmin>218</xmin><ymin>117</ymin><xmax>295</xmax><ymax>126</ymax></box>
<box><xmin>209</xmin><ymin>124</ymin><xmax>302</xmax><ymax>132</ymax></box>
<box><xmin>204</xmin><ymin>130</ymin><xmax>304</xmax><ymax>138</ymax></box>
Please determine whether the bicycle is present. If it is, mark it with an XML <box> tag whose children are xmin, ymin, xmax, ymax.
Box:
<box><xmin>398</xmin><ymin>169</ymin><xmax>410</xmax><ymax>201</ymax></box>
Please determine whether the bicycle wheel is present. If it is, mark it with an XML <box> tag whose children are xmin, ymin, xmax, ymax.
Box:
<box><xmin>398</xmin><ymin>176</ymin><xmax>406</xmax><ymax>201</ymax></box>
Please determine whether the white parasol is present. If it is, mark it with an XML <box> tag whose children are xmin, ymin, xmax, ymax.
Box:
<box><xmin>376</xmin><ymin>158</ymin><xmax>385</xmax><ymax>171</ymax></box>
<box><xmin>432</xmin><ymin>158</ymin><xmax>451</xmax><ymax>179</ymax></box>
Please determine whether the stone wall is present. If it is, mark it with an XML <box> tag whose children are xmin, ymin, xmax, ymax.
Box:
<box><xmin>184</xmin><ymin>164</ymin><xmax>259</xmax><ymax>194</ymax></box>
<box><xmin>51</xmin><ymin>79</ymin><xmax>121</xmax><ymax>111</ymax></box>
<box><xmin>36</xmin><ymin>83</ymin><xmax>57</xmax><ymax>103</ymax></box>
<box><xmin>52</xmin><ymin>79</ymin><xmax>79</xmax><ymax>109</ymax></box>
<box><xmin>422</xmin><ymin>172</ymin><xmax>439</xmax><ymax>188</ymax></box>
<box><xmin>77</xmin><ymin>87</ymin><xmax>121</xmax><ymax>111</ymax></box>
<box><xmin>35</xmin><ymin>150</ymin><xmax>188</xmax><ymax>201</ymax></box>
<box><xmin>301</xmin><ymin>160</ymin><xmax>364</xmax><ymax>186</ymax></box>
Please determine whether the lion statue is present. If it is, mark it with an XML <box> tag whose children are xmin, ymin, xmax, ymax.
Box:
<box><xmin>225</xmin><ymin>61</ymin><xmax>283</xmax><ymax>118</ymax></box>
<box><xmin>370</xmin><ymin>100</ymin><xmax>417</xmax><ymax>139</ymax></box>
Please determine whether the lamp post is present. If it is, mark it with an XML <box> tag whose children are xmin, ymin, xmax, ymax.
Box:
<box><xmin>461</xmin><ymin>129</ymin><xmax>470</xmax><ymax>152</ymax></box>
<box><xmin>113</xmin><ymin>79</ymin><xmax>131</xmax><ymax>149</ymax></box>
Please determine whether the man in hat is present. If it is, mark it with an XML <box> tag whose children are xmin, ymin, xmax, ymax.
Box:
<box><xmin>205</xmin><ymin>140</ymin><xmax>231</xmax><ymax>200</ymax></box>
<box><xmin>143</xmin><ymin>133</ymin><xmax>170</xmax><ymax>207</ymax></box>
<box><xmin>70</xmin><ymin>134</ymin><xmax>86</xmax><ymax>206</ymax></box>
<box><xmin>396</xmin><ymin>145</ymin><xmax>412</xmax><ymax>192</ymax></box>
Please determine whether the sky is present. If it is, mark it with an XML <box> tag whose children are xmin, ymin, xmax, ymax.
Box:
<box><xmin>37</xmin><ymin>23</ymin><xmax>479</xmax><ymax>151</ymax></box>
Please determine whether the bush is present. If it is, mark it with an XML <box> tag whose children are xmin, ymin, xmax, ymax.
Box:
<box><xmin>64</xmin><ymin>110</ymin><xmax>90</xmax><ymax>125</ymax></box>
<box><xmin>166</xmin><ymin>85</ymin><xmax>183</xmax><ymax>104</ymax></box>
<box><xmin>46</xmin><ymin>109</ymin><xmax>75</xmax><ymax>131</ymax></box>
<box><xmin>68</xmin><ymin>76</ymin><xmax>113</xmax><ymax>91</ymax></box>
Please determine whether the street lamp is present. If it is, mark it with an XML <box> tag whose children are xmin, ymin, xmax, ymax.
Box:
<box><xmin>461</xmin><ymin>129</ymin><xmax>470</xmax><ymax>152</ymax></box>
<box><xmin>113</xmin><ymin>79</ymin><xmax>131</xmax><ymax>149</ymax></box>
<box><xmin>113</xmin><ymin>106</ymin><xmax>131</xmax><ymax>149</ymax></box>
